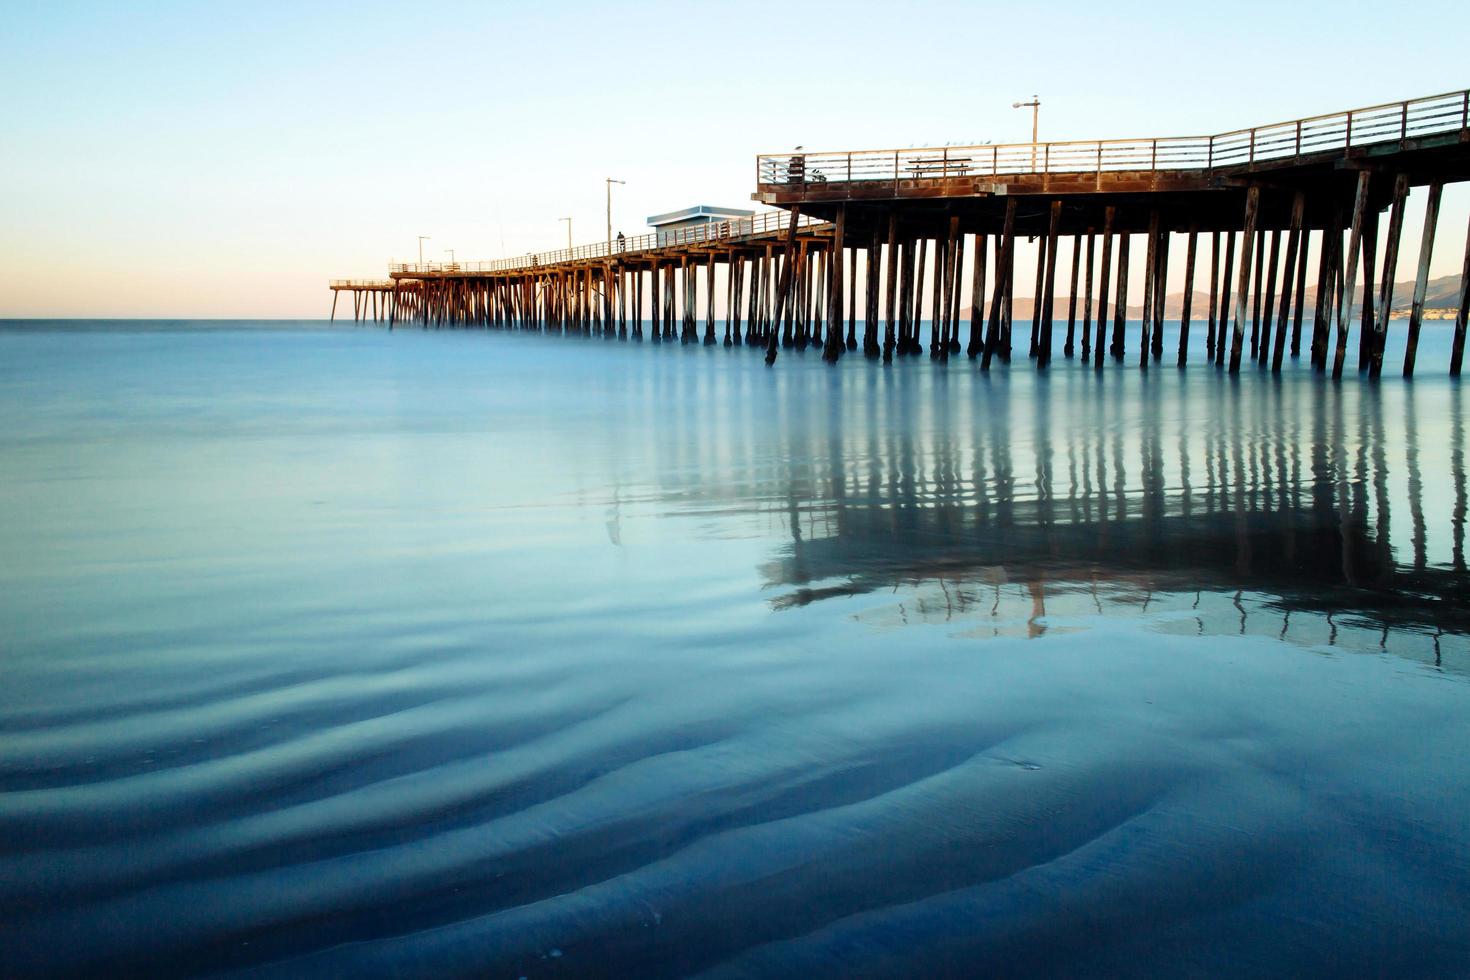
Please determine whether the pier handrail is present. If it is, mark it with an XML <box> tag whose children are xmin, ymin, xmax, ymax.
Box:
<box><xmin>330</xmin><ymin>279</ymin><xmax>398</xmax><ymax>288</ymax></box>
<box><xmin>390</xmin><ymin>210</ymin><xmax>825</xmax><ymax>277</ymax></box>
<box><xmin>755</xmin><ymin>88</ymin><xmax>1470</xmax><ymax>185</ymax></box>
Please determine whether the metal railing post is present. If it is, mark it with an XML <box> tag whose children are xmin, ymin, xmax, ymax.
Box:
<box><xmin>1248</xmin><ymin>128</ymin><xmax>1255</xmax><ymax>164</ymax></box>
<box><xmin>1295</xmin><ymin>120</ymin><xmax>1301</xmax><ymax>158</ymax></box>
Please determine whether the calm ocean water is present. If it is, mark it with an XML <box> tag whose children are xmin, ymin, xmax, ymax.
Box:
<box><xmin>2</xmin><ymin>319</ymin><xmax>1469</xmax><ymax>977</ymax></box>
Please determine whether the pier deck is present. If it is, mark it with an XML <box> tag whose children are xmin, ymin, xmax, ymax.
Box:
<box><xmin>332</xmin><ymin>88</ymin><xmax>1470</xmax><ymax>376</ymax></box>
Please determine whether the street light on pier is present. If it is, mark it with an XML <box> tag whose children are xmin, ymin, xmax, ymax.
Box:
<box><xmin>1013</xmin><ymin>96</ymin><xmax>1041</xmax><ymax>169</ymax></box>
<box><xmin>558</xmin><ymin>217</ymin><xmax>572</xmax><ymax>251</ymax></box>
<box><xmin>444</xmin><ymin>249</ymin><xmax>455</xmax><ymax>266</ymax></box>
<box><xmin>417</xmin><ymin>235</ymin><xmax>430</xmax><ymax>267</ymax></box>
<box><xmin>606</xmin><ymin>178</ymin><xmax>625</xmax><ymax>249</ymax></box>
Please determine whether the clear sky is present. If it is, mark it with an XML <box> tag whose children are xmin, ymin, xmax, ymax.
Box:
<box><xmin>2</xmin><ymin>0</ymin><xmax>1468</xmax><ymax>318</ymax></box>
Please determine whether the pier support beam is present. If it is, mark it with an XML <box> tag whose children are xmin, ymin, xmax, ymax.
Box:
<box><xmin>983</xmin><ymin>199</ymin><xmax>1017</xmax><ymax>369</ymax></box>
<box><xmin>1258</xmin><ymin>229</ymin><xmax>1282</xmax><ymax>367</ymax></box>
<box><xmin>1040</xmin><ymin>200</ymin><xmax>1062</xmax><ymax>368</ymax></box>
<box><xmin>1140</xmin><ymin>212</ymin><xmax>1158</xmax><ymax>367</ymax></box>
<box><xmin>1370</xmin><ymin>173</ymin><xmax>1409</xmax><ymax>377</ymax></box>
<box><xmin>1094</xmin><ymin>208</ymin><xmax>1115</xmax><ymax>369</ymax></box>
<box><xmin>767</xmin><ymin>205</ymin><xmax>804</xmax><ymax>365</ymax></box>
<box><xmin>823</xmin><ymin>206</ymin><xmax>846</xmax><ymax>363</ymax></box>
<box><xmin>1451</xmin><ymin>206</ymin><xmax>1470</xmax><ymax>376</ymax></box>
<box><xmin>1230</xmin><ymin>186</ymin><xmax>1261</xmax><ymax>373</ymax></box>
<box><xmin>968</xmin><ymin>232</ymin><xmax>987</xmax><ymax>359</ymax></box>
<box><xmin>1405</xmin><ymin>182</ymin><xmax>1443</xmax><ymax>377</ymax></box>
<box><xmin>1112</xmin><ymin>232</ymin><xmax>1130</xmax><ymax>360</ymax></box>
<box><xmin>1081</xmin><ymin>232</ymin><xmax>1095</xmax><ymax>361</ymax></box>
<box><xmin>1178</xmin><ymin>228</ymin><xmax>1198</xmax><ymax>367</ymax></box>
<box><xmin>1065</xmin><ymin>233</ymin><xmax>1081</xmax><ymax>358</ymax></box>
<box><xmin>1334</xmin><ymin>171</ymin><xmax>1373</xmax><ymax>380</ymax></box>
<box><xmin>1274</xmin><ymin>192</ymin><xmax>1305</xmax><ymax>371</ymax></box>
<box><xmin>885</xmin><ymin>214</ymin><xmax>900</xmax><ymax>360</ymax></box>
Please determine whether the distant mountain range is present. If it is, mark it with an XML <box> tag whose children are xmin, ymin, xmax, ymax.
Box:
<box><xmin>961</xmin><ymin>274</ymin><xmax>1464</xmax><ymax>321</ymax></box>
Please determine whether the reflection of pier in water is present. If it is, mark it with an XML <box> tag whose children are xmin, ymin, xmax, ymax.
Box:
<box><xmin>709</xmin><ymin>373</ymin><xmax>1470</xmax><ymax>669</ymax></box>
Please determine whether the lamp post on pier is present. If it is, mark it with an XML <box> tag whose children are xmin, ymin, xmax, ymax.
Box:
<box><xmin>606</xmin><ymin>178</ymin><xmax>625</xmax><ymax>249</ymax></box>
<box><xmin>1013</xmin><ymin>96</ymin><xmax>1041</xmax><ymax>169</ymax></box>
<box><xmin>417</xmin><ymin>235</ymin><xmax>430</xmax><ymax>267</ymax></box>
<box><xmin>444</xmin><ymin>249</ymin><xmax>455</xmax><ymax>267</ymax></box>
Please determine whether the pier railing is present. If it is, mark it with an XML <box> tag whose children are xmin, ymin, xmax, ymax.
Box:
<box><xmin>756</xmin><ymin>88</ymin><xmax>1470</xmax><ymax>185</ymax></box>
<box><xmin>390</xmin><ymin>210</ymin><xmax>824</xmax><ymax>277</ymax></box>
<box><xmin>329</xmin><ymin>279</ymin><xmax>397</xmax><ymax>288</ymax></box>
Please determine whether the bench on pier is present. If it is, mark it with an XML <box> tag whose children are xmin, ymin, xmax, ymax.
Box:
<box><xmin>906</xmin><ymin>157</ymin><xmax>973</xmax><ymax>177</ymax></box>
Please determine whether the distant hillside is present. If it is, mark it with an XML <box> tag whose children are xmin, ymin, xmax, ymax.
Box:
<box><xmin>960</xmin><ymin>274</ymin><xmax>1463</xmax><ymax>321</ymax></box>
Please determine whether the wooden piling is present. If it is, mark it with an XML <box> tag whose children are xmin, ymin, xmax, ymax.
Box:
<box><xmin>1274</xmin><ymin>193</ymin><xmax>1305</xmax><ymax>370</ymax></box>
<box><xmin>650</xmin><ymin>262</ymin><xmax>661</xmax><ymax>343</ymax></box>
<box><xmin>968</xmin><ymin>232</ymin><xmax>987</xmax><ymax>359</ymax></box>
<box><xmin>1333</xmin><ymin>171</ymin><xmax>1373</xmax><ymax>380</ymax></box>
<box><xmin>1404</xmin><ymin>182</ymin><xmax>1443</xmax><ymax>377</ymax></box>
<box><xmin>912</xmin><ymin>237</ymin><xmax>927</xmax><ymax>355</ymax></box>
<box><xmin>822</xmin><ymin>206</ymin><xmax>847</xmax><ymax>363</ymax></box>
<box><xmin>1001</xmin><ymin>240</ymin><xmax>1014</xmax><ymax>360</ymax></box>
<box><xmin>933</xmin><ymin>233</ymin><xmax>947</xmax><ymax>358</ymax></box>
<box><xmin>1356</xmin><ymin>209</ymin><xmax>1379</xmax><ymax>371</ymax></box>
<box><xmin>1094</xmin><ymin>209</ymin><xmax>1115</xmax><ymax>369</ymax></box>
<box><xmin>947</xmin><ymin>227</ymin><xmax>964</xmax><ymax>355</ymax></box>
<box><xmin>1290</xmin><ymin>216</ymin><xmax>1310</xmax><ymax>358</ymax></box>
<box><xmin>1250</xmin><ymin>228</ymin><xmax>1266</xmax><ymax>360</ymax></box>
<box><xmin>983</xmin><ymin>199</ymin><xmax>1017</xmax><ymax>369</ymax></box>
<box><xmin>1040</xmin><ymin>200</ymin><xmax>1062</xmax><ymax>367</ymax></box>
<box><xmin>1230</xmin><ymin>186</ymin><xmax>1261</xmax><ymax>373</ymax></box>
<box><xmin>865</xmin><ymin>227</ymin><xmax>881</xmax><ymax>356</ymax></box>
<box><xmin>1081</xmin><ymin>232</ymin><xmax>1096</xmax><ymax>360</ymax></box>
<box><xmin>1065</xmin><ymin>233</ymin><xmax>1081</xmax><ymax>358</ymax></box>
<box><xmin>1206</xmin><ymin>231</ymin><xmax>1220</xmax><ymax>362</ymax></box>
<box><xmin>1178</xmin><ymin>228</ymin><xmax>1198</xmax><ymax>366</ymax></box>
<box><xmin>704</xmin><ymin>258</ymin><xmax>717</xmax><ymax>345</ymax></box>
<box><xmin>897</xmin><ymin>239</ymin><xmax>912</xmax><ymax>353</ymax></box>
<box><xmin>1453</xmin><ymin>208</ymin><xmax>1470</xmax><ymax>376</ymax></box>
<box><xmin>1112</xmin><ymin>232</ymin><xmax>1130</xmax><ymax>359</ymax></box>
<box><xmin>1311</xmin><ymin>208</ymin><xmax>1341</xmax><ymax>369</ymax></box>
<box><xmin>1030</xmin><ymin>225</ymin><xmax>1048</xmax><ymax>359</ymax></box>
<box><xmin>1140</xmin><ymin>212</ymin><xmax>1159</xmax><ymax>367</ymax></box>
<box><xmin>1369</xmin><ymin>173</ymin><xmax>1409</xmax><ymax>377</ymax></box>
<box><xmin>766</xmin><ymin>205</ymin><xmax>804</xmax><ymax>365</ymax></box>
<box><xmin>885</xmin><ymin>213</ymin><xmax>900</xmax><ymax>360</ymax></box>
<box><xmin>1258</xmin><ymin>229</ymin><xmax>1282</xmax><ymax>366</ymax></box>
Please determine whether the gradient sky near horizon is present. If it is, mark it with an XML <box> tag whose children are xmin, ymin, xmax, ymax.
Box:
<box><xmin>3</xmin><ymin>0</ymin><xmax>1469</xmax><ymax>318</ymax></box>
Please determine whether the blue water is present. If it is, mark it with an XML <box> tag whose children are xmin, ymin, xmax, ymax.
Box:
<box><xmin>2</xmin><ymin>320</ymin><xmax>1469</xmax><ymax>978</ymax></box>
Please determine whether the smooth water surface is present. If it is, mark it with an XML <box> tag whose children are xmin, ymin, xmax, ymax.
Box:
<box><xmin>2</xmin><ymin>321</ymin><xmax>1469</xmax><ymax>977</ymax></box>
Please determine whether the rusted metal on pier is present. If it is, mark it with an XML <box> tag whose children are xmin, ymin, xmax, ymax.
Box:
<box><xmin>334</xmin><ymin>88</ymin><xmax>1470</xmax><ymax>377</ymax></box>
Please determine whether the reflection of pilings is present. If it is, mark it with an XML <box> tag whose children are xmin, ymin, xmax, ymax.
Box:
<box><xmin>725</xmin><ymin>374</ymin><xmax>1470</xmax><ymax>642</ymax></box>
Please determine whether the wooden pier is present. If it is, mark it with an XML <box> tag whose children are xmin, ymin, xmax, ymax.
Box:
<box><xmin>332</xmin><ymin>88</ymin><xmax>1470</xmax><ymax>377</ymax></box>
